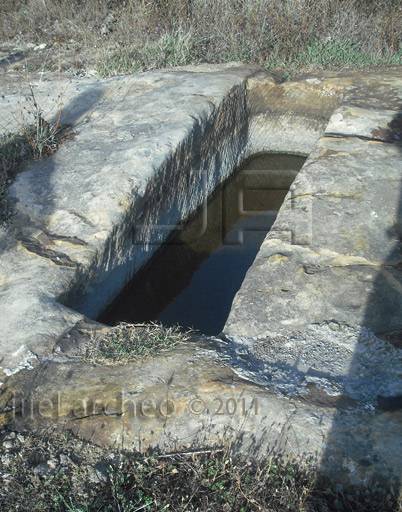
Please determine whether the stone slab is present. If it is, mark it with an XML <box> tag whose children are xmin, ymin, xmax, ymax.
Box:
<box><xmin>2</xmin><ymin>65</ymin><xmax>402</xmax><ymax>487</ymax></box>
<box><xmin>0</xmin><ymin>64</ymin><xmax>259</xmax><ymax>374</ymax></box>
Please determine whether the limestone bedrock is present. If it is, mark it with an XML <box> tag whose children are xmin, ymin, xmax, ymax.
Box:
<box><xmin>1</xmin><ymin>64</ymin><xmax>402</xmax><ymax>487</ymax></box>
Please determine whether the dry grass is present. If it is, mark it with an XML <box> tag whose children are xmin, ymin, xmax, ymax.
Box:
<box><xmin>0</xmin><ymin>132</ymin><xmax>31</xmax><ymax>222</ymax></box>
<box><xmin>0</xmin><ymin>427</ymin><xmax>400</xmax><ymax>512</ymax></box>
<box><xmin>1</xmin><ymin>0</ymin><xmax>402</xmax><ymax>77</ymax></box>
<box><xmin>83</xmin><ymin>322</ymin><xmax>191</xmax><ymax>364</ymax></box>
<box><xmin>0</xmin><ymin>86</ymin><xmax>67</xmax><ymax>223</ymax></box>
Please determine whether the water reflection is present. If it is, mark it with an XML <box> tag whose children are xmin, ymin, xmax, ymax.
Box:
<box><xmin>100</xmin><ymin>153</ymin><xmax>306</xmax><ymax>334</ymax></box>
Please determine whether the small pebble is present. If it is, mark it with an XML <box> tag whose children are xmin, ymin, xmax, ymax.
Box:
<box><xmin>59</xmin><ymin>454</ymin><xmax>73</xmax><ymax>466</ymax></box>
<box><xmin>47</xmin><ymin>458</ymin><xmax>58</xmax><ymax>470</ymax></box>
<box><xmin>33</xmin><ymin>463</ymin><xmax>51</xmax><ymax>476</ymax></box>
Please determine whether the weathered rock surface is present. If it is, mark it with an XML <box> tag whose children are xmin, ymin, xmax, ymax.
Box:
<box><xmin>1</xmin><ymin>64</ymin><xmax>402</xmax><ymax>488</ymax></box>
<box><xmin>224</xmin><ymin>68</ymin><xmax>402</xmax><ymax>485</ymax></box>
<box><xmin>0</xmin><ymin>64</ymin><xmax>259</xmax><ymax>373</ymax></box>
<box><xmin>0</xmin><ymin>63</ymin><xmax>333</xmax><ymax>375</ymax></box>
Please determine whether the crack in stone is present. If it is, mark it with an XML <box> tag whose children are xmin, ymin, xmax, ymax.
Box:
<box><xmin>303</xmin><ymin>259</ymin><xmax>402</xmax><ymax>275</ymax></box>
<box><xmin>324</xmin><ymin>131</ymin><xmax>399</xmax><ymax>144</ymax></box>
<box><xmin>44</xmin><ymin>231</ymin><xmax>87</xmax><ymax>246</ymax></box>
<box><xmin>266</xmin><ymin>242</ymin><xmax>397</xmax><ymax>269</ymax></box>
<box><xmin>19</xmin><ymin>237</ymin><xmax>78</xmax><ymax>268</ymax></box>
<box><xmin>67</xmin><ymin>209</ymin><xmax>96</xmax><ymax>228</ymax></box>
<box><xmin>290</xmin><ymin>191</ymin><xmax>362</xmax><ymax>200</ymax></box>
<box><xmin>70</xmin><ymin>411</ymin><xmax>123</xmax><ymax>421</ymax></box>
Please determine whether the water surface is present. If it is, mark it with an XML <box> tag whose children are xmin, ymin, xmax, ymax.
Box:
<box><xmin>100</xmin><ymin>153</ymin><xmax>306</xmax><ymax>335</ymax></box>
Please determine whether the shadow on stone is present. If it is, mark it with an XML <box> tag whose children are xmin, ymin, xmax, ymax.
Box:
<box><xmin>317</xmin><ymin>109</ymin><xmax>402</xmax><ymax>507</ymax></box>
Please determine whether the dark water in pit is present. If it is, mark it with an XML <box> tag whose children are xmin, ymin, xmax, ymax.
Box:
<box><xmin>99</xmin><ymin>153</ymin><xmax>306</xmax><ymax>335</ymax></box>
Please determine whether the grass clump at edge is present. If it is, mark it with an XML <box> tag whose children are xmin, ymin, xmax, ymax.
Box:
<box><xmin>0</xmin><ymin>133</ymin><xmax>31</xmax><ymax>222</ymax></box>
<box><xmin>84</xmin><ymin>322</ymin><xmax>191</xmax><ymax>364</ymax></box>
<box><xmin>0</xmin><ymin>85</ymin><xmax>66</xmax><ymax>223</ymax></box>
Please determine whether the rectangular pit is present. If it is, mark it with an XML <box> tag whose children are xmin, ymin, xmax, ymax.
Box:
<box><xmin>100</xmin><ymin>153</ymin><xmax>306</xmax><ymax>335</ymax></box>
